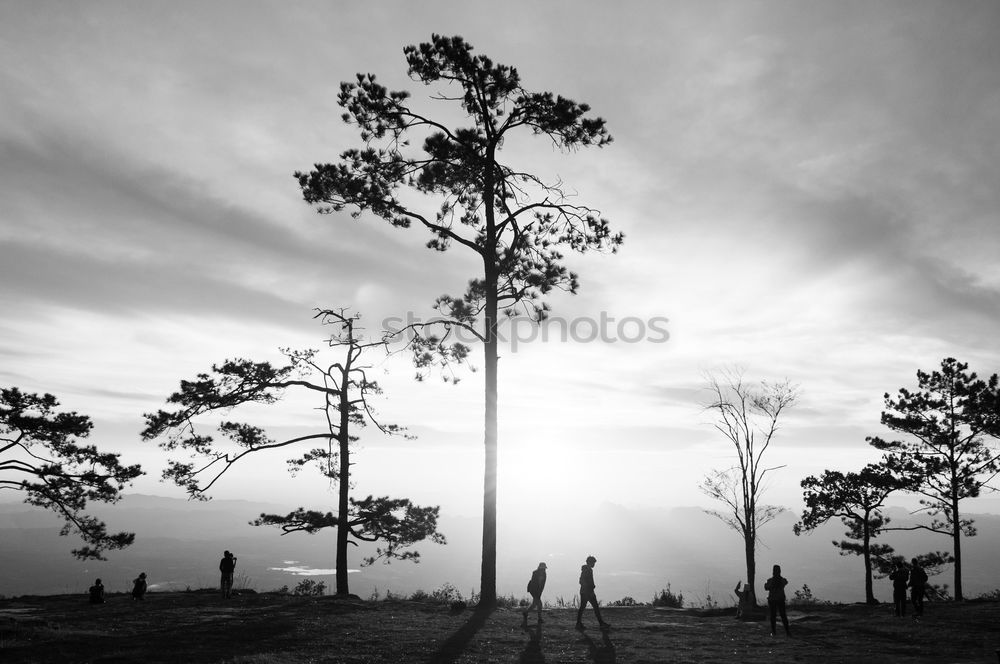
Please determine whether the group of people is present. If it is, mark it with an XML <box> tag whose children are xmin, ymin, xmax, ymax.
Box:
<box><xmin>86</xmin><ymin>550</ymin><xmax>238</xmax><ymax>604</ymax></box>
<box><xmin>521</xmin><ymin>555</ymin><xmax>611</xmax><ymax>631</ymax></box>
<box><xmin>87</xmin><ymin>572</ymin><xmax>147</xmax><ymax>604</ymax></box>
<box><xmin>889</xmin><ymin>558</ymin><xmax>930</xmax><ymax>618</ymax></box>
<box><xmin>522</xmin><ymin>558</ymin><xmax>931</xmax><ymax>638</ymax></box>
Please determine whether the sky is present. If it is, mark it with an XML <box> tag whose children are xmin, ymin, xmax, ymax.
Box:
<box><xmin>2</xmin><ymin>0</ymin><xmax>1000</xmax><ymax>539</ymax></box>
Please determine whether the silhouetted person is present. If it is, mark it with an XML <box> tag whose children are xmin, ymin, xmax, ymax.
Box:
<box><xmin>576</xmin><ymin>555</ymin><xmax>609</xmax><ymax>631</ymax></box>
<box><xmin>734</xmin><ymin>580</ymin><xmax>751</xmax><ymax>619</ymax></box>
<box><xmin>909</xmin><ymin>558</ymin><xmax>928</xmax><ymax>617</ymax></box>
<box><xmin>219</xmin><ymin>550</ymin><xmax>237</xmax><ymax>598</ymax></box>
<box><xmin>88</xmin><ymin>578</ymin><xmax>105</xmax><ymax>604</ymax></box>
<box><xmin>522</xmin><ymin>562</ymin><xmax>547</xmax><ymax>624</ymax></box>
<box><xmin>889</xmin><ymin>563</ymin><xmax>909</xmax><ymax>617</ymax></box>
<box><xmin>132</xmin><ymin>572</ymin><xmax>147</xmax><ymax>601</ymax></box>
<box><xmin>764</xmin><ymin>564</ymin><xmax>790</xmax><ymax>637</ymax></box>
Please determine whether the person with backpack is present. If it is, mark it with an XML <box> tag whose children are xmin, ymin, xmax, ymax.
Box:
<box><xmin>889</xmin><ymin>562</ymin><xmax>909</xmax><ymax>617</ymax></box>
<box><xmin>909</xmin><ymin>558</ymin><xmax>928</xmax><ymax>618</ymax></box>
<box><xmin>521</xmin><ymin>562</ymin><xmax>547</xmax><ymax>624</ymax></box>
<box><xmin>764</xmin><ymin>564</ymin><xmax>790</xmax><ymax>637</ymax></box>
<box><xmin>219</xmin><ymin>550</ymin><xmax>237</xmax><ymax>599</ymax></box>
<box><xmin>576</xmin><ymin>555</ymin><xmax>609</xmax><ymax>631</ymax></box>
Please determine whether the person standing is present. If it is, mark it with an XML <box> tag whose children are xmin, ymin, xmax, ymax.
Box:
<box><xmin>889</xmin><ymin>563</ymin><xmax>909</xmax><ymax>617</ymax></box>
<box><xmin>522</xmin><ymin>562</ymin><xmax>547</xmax><ymax>624</ymax></box>
<box><xmin>764</xmin><ymin>564</ymin><xmax>790</xmax><ymax>637</ymax></box>
<box><xmin>575</xmin><ymin>555</ymin><xmax>609</xmax><ymax>631</ymax></box>
<box><xmin>219</xmin><ymin>550</ymin><xmax>237</xmax><ymax>599</ymax></box>
<box><xmin>131</xmin><ymin>572</ymin><xmax>148</xmax><ymax>601</ymax></box>
<box><xmin>909</xmin><ymin>558</ymin><xmax>928</xmax><ymax>618</ymax></box>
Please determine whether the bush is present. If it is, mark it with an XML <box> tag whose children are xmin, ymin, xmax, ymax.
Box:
<box><xmin>495</xmin><ymin>594</ymin><xmax>529</xmax><ymax>609</ymax></box>
<box><xmin>652</xmin><ymin>584</ymin><xmax>684</xmax><ymax>608</ymax></box>
<box><xmin>608</xmin><ymin>596</ymin><xmax>641</xmax><ymax>607</ymax></box>
<box><xmin>789</xmin><ymin>584</ymin><xmax>829</xmax><ymax>607</ymax></box>
<box><xmin>292</xmin><ymin>579</ymin><xmax>327</xmax><ymax>596</ymax></box>
<box><xmin>430</xmin><ymin>583</ymin><xmax>463</xmax><ymax>604</ymax></box>
<box><xmin>974</xmin><ymin>588</ymin><xmax>1000</xmax><ymax>601</ymax></box>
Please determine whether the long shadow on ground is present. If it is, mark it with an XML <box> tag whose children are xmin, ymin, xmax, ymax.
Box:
<box><xmin>424</xmin><ymin>605</ymin><xmax>494</xmax><ymax>664</ymax></box>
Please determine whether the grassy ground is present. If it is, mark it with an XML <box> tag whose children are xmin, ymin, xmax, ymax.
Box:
<box><xmin>2</xmin><ymin>591</ymin><xmax>1000</xmax><ymax>663</ymax></box>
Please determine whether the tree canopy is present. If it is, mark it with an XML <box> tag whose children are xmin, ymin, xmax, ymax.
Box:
<box><xmin>796</xmin><ymin>463</ymin><xmax>911</xmax><ymax>604</ymax></box>
<box><xmin>296</xmin><ymin>34</ymin><xmax>621</xmax><ymax>605</ymax></box>
<box><xmin>1</xmin><ymin>387</ymin><xmax>142</xmax><ymax>560</ymax></box>
<box><xmin>868</xmin><ymin>357</ymin><xmax>1000</xmax><ymax>600</ymax></box>
<box><xmin>142</xmin><ymin>310</ymin><xmax>445</xmax><ymax>595</ymax></box>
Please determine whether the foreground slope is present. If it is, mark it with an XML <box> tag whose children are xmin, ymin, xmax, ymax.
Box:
<box><xmin>4</xmin><ymin>592</ymin><xmax>1000</xmax><ymax>663</ymax></box>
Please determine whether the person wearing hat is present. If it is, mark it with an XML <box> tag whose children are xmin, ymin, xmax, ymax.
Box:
<box><xmin>576</xmin><ymin>555</ymin><xmax>609</xmax><ymax>630</ymax></box>
<box><xmin>522</xmin><ymin>562</ymin><xmax>548</xmax><ymax>624</ymax></box>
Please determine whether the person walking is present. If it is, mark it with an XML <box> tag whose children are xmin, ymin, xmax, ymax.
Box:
<box><xmin>889</xmin><ymin>563</ymin><xmax>909</xmax><ymax>617</ymax></box>
<box><xmin>575</xmin><ymin>555</ymin><xmax>609</xmax><ymax>631</ymax></box>
<box><xmin>764</xmin><ymin>564</ymin><xmax>790</xmax><ymax>637</ymax></box>
<box><xmin>522</xmin><ymin>562</ymin><xmax>547</xmax><ymax>624</ymax></box>
<box><xmin>131</xmin><ymin>572</ymin><xmax>148</xmax><ymax>601</ymax></box>
<box><xmin>219</xmin><ymin>550</ymin><xmax>237</xmax><ymax>599</ymax></box>
<box><xmin>909</xmin><ymin>558</ymin><xmax>928</xmax><ymax>618</ymax></box>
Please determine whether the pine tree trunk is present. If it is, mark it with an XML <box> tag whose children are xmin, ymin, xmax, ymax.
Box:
<box><xmin>335</xmin><ymin>369</ymin><xmax>351</xmax><ymax>596</ymax></box>
<box><xmin>480</xmin><ymin>273</ymin><xmax>498</xmax><ymax>608</ymax></box>
<box><xmin>863</xmin><ymin>520</ymin><xmax>875</xmax><ymax>604</ymax></box>
<box><xmin>953</xmin><ymin>494</ymin><xmax>963</xmax><ymax>601</ymax></box>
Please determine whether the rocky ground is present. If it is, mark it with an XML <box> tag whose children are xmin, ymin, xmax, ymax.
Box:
<box><xmin>2</xmin><ymin>591</ymin><xmax>999</xmax><ymax>663</ymax></box>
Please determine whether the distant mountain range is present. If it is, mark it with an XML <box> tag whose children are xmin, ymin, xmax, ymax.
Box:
<box><xmin>2</xmin><ymin>494</ymin><xmax>999</xmax><ymax>605</ymax></box>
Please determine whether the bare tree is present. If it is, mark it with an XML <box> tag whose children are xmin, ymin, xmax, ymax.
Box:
<box><xmin>699</xmin><ymin>369</ymin><xmax>798</xmax><ymax>607</ymax></box>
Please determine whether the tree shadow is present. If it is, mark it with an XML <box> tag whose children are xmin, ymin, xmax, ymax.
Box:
<box><xmin>580</xmin><ymin>630</ymin><xmax>616</xmax><ymax>664</ymax></box>
<box><xmin>424</xmin><ymin>605</ymin><xmax>494</xmax><ymax>664</ymax></box>
<box><xmin>519</xmin><ymin>622</ymin><xmax>545</xmax><ymax>664</ymax></box>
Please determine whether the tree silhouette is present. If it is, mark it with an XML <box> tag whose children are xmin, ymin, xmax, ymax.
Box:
<box><xmin>795</xmin><ymin>463</ymin><xmax>911</xmax><ymax>604</ymax></box>
<box><xmin>142</xmin><ymin>310</ymin><xmax>445</xmax><ymax>596</ymax></box>
<box><xmin>1</xmin><ymin>387</ymin><xmax>142</xmax><ymax>559</ymax></box>
<box><xmin>868</xmin><ymin>357</ymin><xmax>1000</xmax><ymax>601</ymax></box>
<box><xmin>699</xmin><ymin>369</ymin><xmax>797</xmax><ymax>606</ymax></box>
<box><xmin>295</xmin><ymin>34</ymin><xmax>622</xmax><ymax>605</ymax></box>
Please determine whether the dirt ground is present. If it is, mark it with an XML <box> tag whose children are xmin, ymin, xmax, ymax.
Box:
<box><xmin>2</xmin><ymin>591</ymin><xmax>999</xmax><ymax>663</ymax></box>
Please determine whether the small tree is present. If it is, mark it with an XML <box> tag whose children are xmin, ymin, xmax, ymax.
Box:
<box><xmin>296</xmin><ymin>34</ymin><xmax>622</xmax><ymax>606</ymax></box>
<box><xmin>699</xmin><ymin>369</ymin><xmax>797</xmax><ymax>606</ymax></box>
<box><xmin>1</xmin><ymin>387</ymin><xmax>142</xmax><ymax>559</ymax></box>
<box><xmin>142</xmin><ymin>310</ymin><xmax>445</xmax><ymax>596</ymax></box>
<box><xmin>868</xmin><ymin>357</ymin><xmax>1000</xmax><ymax>601</ymax></box>
<box><xmin>795</xmin><ymin>463</ymin><xmax>911</xmax><ymax>604</ymax></box>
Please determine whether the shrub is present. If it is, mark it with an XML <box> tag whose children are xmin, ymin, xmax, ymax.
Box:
<box><xmin>408</xmin><ymin>589</ymin><xmax>429</xmax><ymax>601</ymax></box>
<box><xmin>495</xmin><ymin>594</ymin><xmax>529</xmax><ymax>609</ymax></box>
<box><xmin>789</xmin><ymin>584</ymin><xmax>829</xmax><ymax>607</ymax></box>
<box><xmin>974</xmin><ymin>588</ymin><xmax>1000</xmax><ymax>601</ymax></box>
<box><xmin>608</xmin><ymin>596</ymin><xmax>641</xmax><ymax>607</ymax></box>
<box><xmin>652</xmin><ymin>584</ymin><xmax>684</xmax><ymax>608</ymax></box>
<box><xmin>430</xmin><ymin>583</ymin><xmax>463</xmax><ymax>604</ymax></box>
<box><xmin>292</xmin><ymin>579</ymin><xmax>326</xmax><ymax>596</ymax></box>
